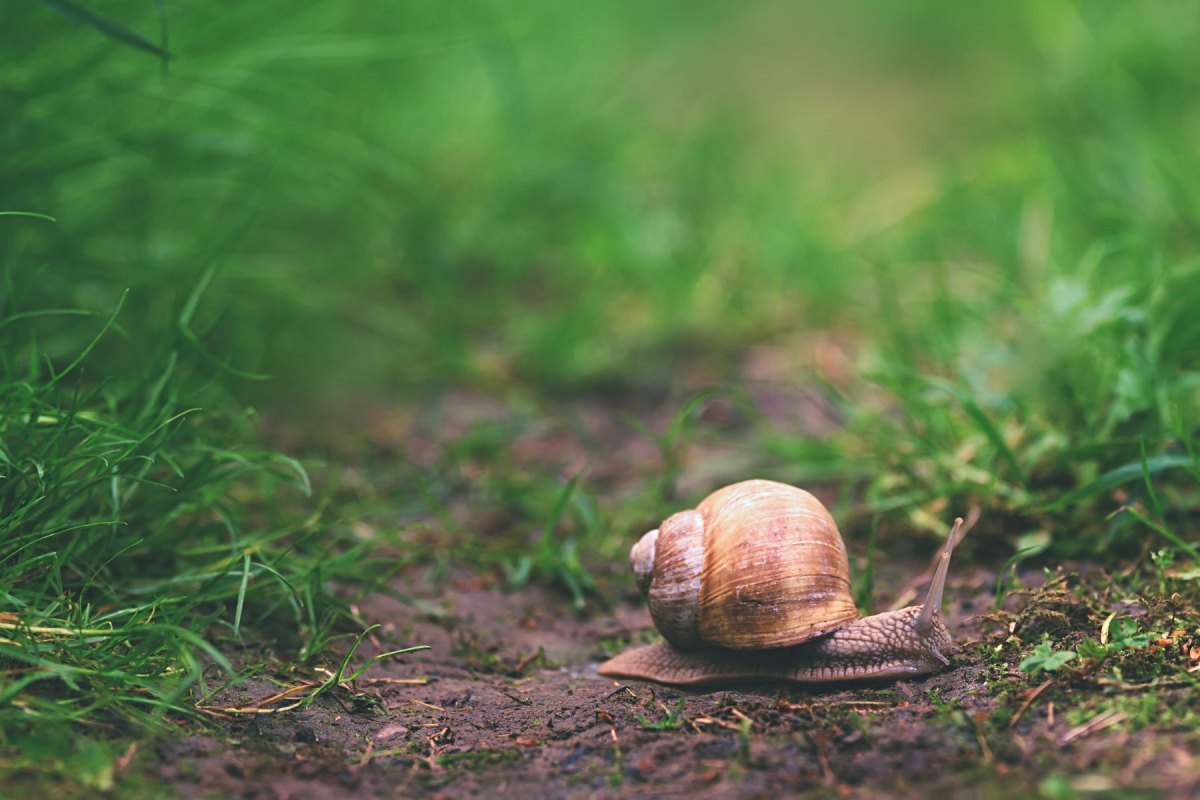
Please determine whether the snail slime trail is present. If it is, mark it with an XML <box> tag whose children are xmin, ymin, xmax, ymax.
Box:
<box><xmin>599</xmin><ymin>480</ymin><xmax>962</xmax><ymax>686</ymax></box>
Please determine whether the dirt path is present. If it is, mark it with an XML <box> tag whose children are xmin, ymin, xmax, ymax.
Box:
<box><xmin>146</xmin><ymin>569</ymin><xmax>1198</xmax><ymax>799</ymax></box>
<box><xmin>139</xmin><ymin>387</ymin><xmax>1200</xmax><ymax>799</ymax></box>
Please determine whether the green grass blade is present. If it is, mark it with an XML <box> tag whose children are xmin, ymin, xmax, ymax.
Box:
<box><xmin>36</xmin><ymin>0</ymin><xmax>173</xmax><ymax>59</ymax></box>
<box><xmin>928</xmin><ymin>378</ymin><xmax>1027</xmax><ymax>487</ymax></box>
<box><xmin>1045</xmin><ymin>454</ymin><xmax>1196</xmax><ymax>511</ymax></box>
<box><xmin>233</xmin><ymin>552</ymin><xmax>251</xmax><ymax>638</ymax></box>
<box><xmin>1138</xmin><ymin>439</ymin><xmax>1165</xmax><ymax>520</ymax></box>
<box><xmin>45</xmin><ymin>289</ymin><xmax>127</xmax><ymax>388</ymax></box>
<box><xmin>177</xmin><ymin>267</ymin><xmax>271</xmax><ymax>381</ymax></box>
<box><xmin>0</xmin><ymin>211</ymin><xmax>57</xmax><ymax>222</ymax></box>
<box><xmin>1119</xmin><ymin>506</ymin><xmax>1200</xmax><ymax>561</ymax></box>
<box><xmin>538</xmin><ymin>474</ymin><xmax>580</xmax><ymax>564</ymax></box>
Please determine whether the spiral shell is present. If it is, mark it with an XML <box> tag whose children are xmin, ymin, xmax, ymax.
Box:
<box><xmin>630</xmin><ymin>479</ymin><xmax>859</xmax><ymax>650</ymax></box>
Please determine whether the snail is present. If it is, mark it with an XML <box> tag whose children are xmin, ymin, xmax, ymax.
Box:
<box><xmin>597</xmin><ymin>479</ymin><xmax>962</xmax><ymax>686</ymax></box>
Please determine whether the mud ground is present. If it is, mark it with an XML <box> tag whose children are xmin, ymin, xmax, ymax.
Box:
<box><xmin>145</xmin><ymin>569</ymin><xmax>1198</xmax><ymax>799</ymax></box>
<box><xmin>143</xmin><ymin>381</ymin><xmax>1199</xmax><ymax>799</ymax></box>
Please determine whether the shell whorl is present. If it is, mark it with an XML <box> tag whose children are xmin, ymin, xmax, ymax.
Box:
<box><xmin>602</xmin><ymin>496</ymin><xmax>963</xmax><ymax>686</ymax></box>
<box><xmin>635</xmin><ymin>479</ymin><xmax>859</xmax><ymax>651</ymax></box>
<box><xmin>630</xmin><ymin>529</ymin><xmax>658</xmax><ymax>595</ymax></box>
<box><xmin>644</xmin><ymin>511</ymin><xmax>705</xmax><ymax>649</ymax></box>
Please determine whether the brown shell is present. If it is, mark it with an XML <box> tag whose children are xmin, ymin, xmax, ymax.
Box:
<box><xmin>642</xmin><ymin>479</ymin><xmax>859</xmax><ymax>650</ymax></box>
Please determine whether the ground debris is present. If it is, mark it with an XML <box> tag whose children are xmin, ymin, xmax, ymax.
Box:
<box><xmin>138</xmin><ymin>516</ymin><xmax>1200</xmax><ymax>799</ymax></box>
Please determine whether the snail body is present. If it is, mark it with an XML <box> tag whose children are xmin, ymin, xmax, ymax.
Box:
<box><xmin>598</xmin><ymin>480</ymin><xmax>960</xmax><ymax>686</ymax></box>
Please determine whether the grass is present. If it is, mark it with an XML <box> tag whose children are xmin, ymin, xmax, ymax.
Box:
<box><xmin>637</xmin><ymin>698</ymin><xmax>689</xmax><ymax>732</ymax></box>
<box><xmin>0</xmin><ymin>248</ymin><xmax>378</xmax><ymax>790</ymax></box>
<box><xmin>4</xmin><ymin>0</ymin><xmax>1200</xmax><ymax>795</ymax></box>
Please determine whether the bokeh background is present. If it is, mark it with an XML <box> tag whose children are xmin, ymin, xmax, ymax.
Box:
<box><xmin>7</xmin><ymin>1</ymin><xmax>1196</xmax><ymax>409</ymax></box>
<box><xmin>4</xmin><ymin>0</ymin><xmax>1200</xmax><ymax>611</ymax></box>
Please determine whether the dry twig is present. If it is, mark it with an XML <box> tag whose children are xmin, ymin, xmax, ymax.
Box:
<box><xmin>1059</xmin><ymin>710</ymin><xmax>1127</xmax><ymax>745</ymax></box>
<box><xmin>1009</xmin><ymin>679</ymin><xmax>1054</xmax><ymax>728</ymax></box>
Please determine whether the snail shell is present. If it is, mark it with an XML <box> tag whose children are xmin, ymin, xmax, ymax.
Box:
<box><xmin>600</xmin><ymin>479</ymin><xmax>962</xmax><ymax>686</ymax></box>
<box><xmin>632</xmin><ymin>479</ymin><xmax>859</xmax><ymax>651</ymax></box>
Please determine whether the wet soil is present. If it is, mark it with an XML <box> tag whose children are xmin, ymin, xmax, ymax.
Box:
<box><xmin>147</xmin><ymin>573</ymin><xmax>1198</xmax><ymax>799</ymax></box>
<box><xmin>147</xmin><ymin>378</ymin><xmax>1199</xmax><ymax>799</ymax></box>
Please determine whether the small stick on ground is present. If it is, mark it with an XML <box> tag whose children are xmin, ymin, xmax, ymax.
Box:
<box><xmin>730</xmin><ymin>708</ymin><xmax>754</xmax><ymax>728</ymax></box>
<box><xmin>196</xmin><ymin>682</ymin><xmax>313</xmax><ymax>716</ymax></box>
<box><xmin>1010</xmin><ymin>679</ymin><xmax>1054</xmax><ymax>728</ymax></box>
<box><xmin>389</xmin><ymin>697</ymin><xmax>444</xmax><ymax>712</ymax></box>
<box><xmin>498</xmin><ymin>688</ymin><xmax>532</xmax><ymax>706</ymax></box>
<box><xmin>356</xmin><ymin>739</ymin><xmax>374</xmax><ymax>768</ymax></box>
<box><xmin>807</xmin><ymin>732</ymin><xmax>836</xmax><ymax>786</ymax></box>
<box><xmin>972</xmin><ymin>713</ymin><xmax>994</xmax><ymax>765</ymax></box>
<box><xmin>114</xmin><ymin>742</ymin><xmax>138</xmax><ymax>775</ymax></box>
<box><xmin>778</xmin><ymin>699</ymin><xmax>893</xmax><ymax>712</ymax></box>
<box><xmin>605</xmin><ymin>686</ymin><xmax>638</xmax><ymax>701</ymax></box>
<box><xmin>513</xmin><ymin>649</ymin><xmax>543</xmax><ymax>674</ymax></box>
<box><xmin>1060</xmin><ymin>710</ymin><xmax>1127</xmax><ymax>746</ymax></box>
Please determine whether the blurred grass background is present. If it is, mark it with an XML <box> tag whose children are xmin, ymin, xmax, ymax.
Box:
<box><xmin>7</xmin><ymin>1</ymin><xmax>1194</xmax><ymax>405</ymax></box>
<box><xmin>3</xmin><ymin>0</ymin><xmax>1200</xmax><ymax>789</ymax></box>
<box><xmin>7</xmin><ymin>0</ymin><xmax>1198</xmax><ymax>533</ymax></box>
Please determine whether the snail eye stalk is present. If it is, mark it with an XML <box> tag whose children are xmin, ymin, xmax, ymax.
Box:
<box><xmin>916</xmin><ymin>517</ymin><xmax>962</xmax><ymax>636</ymax></box>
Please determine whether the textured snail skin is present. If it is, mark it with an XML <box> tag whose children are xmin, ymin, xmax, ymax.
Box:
<box><xmin>597</xmin><ymin>606</ymin><xmax>953</xmax><ymax>686</ymax></box>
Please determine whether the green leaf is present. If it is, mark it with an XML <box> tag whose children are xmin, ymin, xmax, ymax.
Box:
<box><xmin>1019</xmin><ymin>641</ymin><xmax>1076</xmax><ymax>674</ymax></box>
<box><xmin>1108</xmin><ymin>618</ymin><xmax>1149</xmax><ymax>649</ymax></box>
<box><xmin>1076</xmin><ymin>639</ymin><xmax>1108</xmax><ymax>662</ymax></box>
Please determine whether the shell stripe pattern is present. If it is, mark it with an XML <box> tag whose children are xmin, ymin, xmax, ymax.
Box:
<box><xmin>694</xmin><ymin>480</ymin><xmax>859</xmax><ymax>649</ymax></box>
<box><xmin>645</xmin><ymin>510</ymin><xmax>706</xmax><ymax>649</ymax></box>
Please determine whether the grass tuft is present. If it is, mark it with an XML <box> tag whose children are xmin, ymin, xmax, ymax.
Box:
<box><xmin>0</xmin><ymin>259</ymin><xmax>367</xmax><ymax>784</ymax></box>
